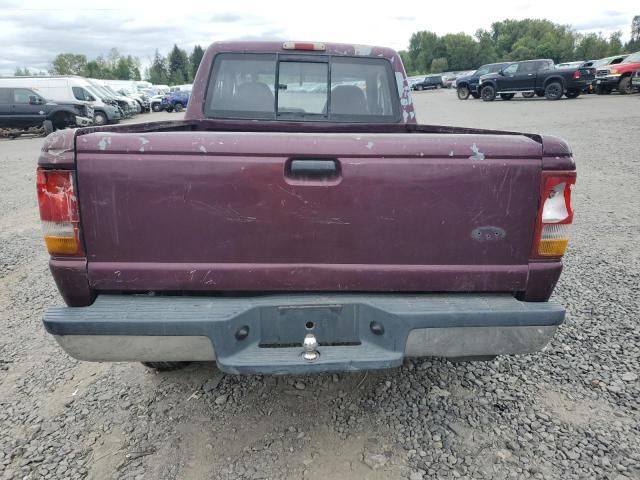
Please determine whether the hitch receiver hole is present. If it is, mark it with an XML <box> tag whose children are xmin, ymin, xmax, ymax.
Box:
<box><xmin>305</xmin><ymin>321</ymin><xmax>315</xmax><ymax>330</ymax></box>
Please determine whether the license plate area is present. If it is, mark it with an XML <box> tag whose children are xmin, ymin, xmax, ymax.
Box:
<box><xmin>259</xmin><ymin>304</ymin><xmax>360</xmax><ymax>347</ymax></box>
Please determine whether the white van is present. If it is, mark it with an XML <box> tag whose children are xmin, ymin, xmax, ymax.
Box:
<box><xmin>0</xmin><ymin>76</ymin><xmax>121</xmax><ymax>125</ymax></box>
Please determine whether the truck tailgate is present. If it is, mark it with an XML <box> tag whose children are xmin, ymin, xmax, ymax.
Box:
<box><xmin>76</xmin><ymin>131</ymin><xmax>542</xmax><ymax>293</ymax></box>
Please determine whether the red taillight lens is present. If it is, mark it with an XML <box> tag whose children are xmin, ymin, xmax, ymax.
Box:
<box><xmin>532</xmin><ymin>171</ymin><xmax>576</xmax><ymax>258</ymax></box>
<box><xmin>282</xmin><ymin>41</ymin><xmax>326</xmax><ymax>51</ymax></box>
<box><xmin>36</xmin><ymin>168</ymin><xmax>83</xmax><ymax>255</ymax></box>
<box><xmin>572</xmin><ymin>70</ymin><xmax>580</xmax><ymax>80</ymax></box>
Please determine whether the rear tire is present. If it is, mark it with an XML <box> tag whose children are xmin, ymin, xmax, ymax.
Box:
<box><xmin>152</xmin><ymin>103</ymin><xmax>161</xmax><ymax>112</ymax></box>
<box><xmin>415</xmin><ymin>85</ymin><xmax>423</xmax><ymax>91</ymax></box>
<box><xmin>142</xmin><ymin>362</ymin><xmax>191</xmax><ymax>371</ymax></box>
<box><xmin>500</xmin><ymin>93</ymin><xmax>515</xmax><ymax>100</ymax></box>
<box><xmin>480</xmin><ymin>85</ymin><xmax>496</xmax><ymax>101</ymax></box>
<box><xmin>174</xmin><ymin>103</ymin><xmax>184</xmax><ymax>112</ymax></box>
<box><xmin>522</xmin><ymin>92</ymin><xmax>535</xmax><ymax>98</ymax></box>
<box><xmin>544</xmin><ymin>81</ymin><xmax>563</xmax><ymax>100</ymax></box>
<box><xmin>618</xmin><ymin>76</ymin><xmax>632</xmax><ymax>95</ymax></box>
<box><xmin>457</xmin><ymin>86</ymin><xmax>470</xmax><ymax>100</ymax></box>
<box><xmin>165</xmin><ymin>106</ymin><xmax>174</xmax><ymax>113</ymax></box>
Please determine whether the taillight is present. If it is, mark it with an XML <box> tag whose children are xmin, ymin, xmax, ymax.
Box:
<box><xmin>572</xmin><ymin>70</ymin><xmax>581</xmax><ymax>80</ymax></box>
<box><xmin>532</xmin><ymin>172</ymin><xmax>576</xmax><ymax>258</ymax></box>
<box><xmin>36</xmin><ymin>168</ymin><xmax>83</xmax><ymax>256</ymax></box>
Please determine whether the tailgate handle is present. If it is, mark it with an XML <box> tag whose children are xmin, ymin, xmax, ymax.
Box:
<box><xmin>288</xmin><ymin>159</ymin><xmax>339</xmax><ymax>178</ymax></box>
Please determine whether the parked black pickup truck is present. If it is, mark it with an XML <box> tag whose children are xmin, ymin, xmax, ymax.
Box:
<box><xmin>0</xmin><ymin>86</ymin><xmax>93</xmax><ymax>135</ymax></box>
<box><xmin>479</xmin><ymin>59</ymin><xmax>594</xmax><ymax>101</ymax></box>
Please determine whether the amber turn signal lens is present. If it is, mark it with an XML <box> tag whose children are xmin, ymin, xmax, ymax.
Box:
<box><xmin>44</xmin><ymin>236</ymin><xmax>80</xmax><ymax>255</ymax></box>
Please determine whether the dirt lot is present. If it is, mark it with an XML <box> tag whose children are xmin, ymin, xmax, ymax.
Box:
<box><xmin>1</xmin><ymin>92</ymin><xmax>639</xmax><ymax>480</ymax></box>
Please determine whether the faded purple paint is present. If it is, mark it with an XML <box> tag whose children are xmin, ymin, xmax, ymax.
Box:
<box><xmin>37</xmin><ymin>41</ymin><xmax>576</xmax><ymax>307</ymax></box>
<box><xmin>74</xmin><ymin>129</ymin><xmax>540</xmax><ymax>297</ymax></box>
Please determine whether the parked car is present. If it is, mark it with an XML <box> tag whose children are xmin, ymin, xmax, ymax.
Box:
<box><xmin>102</xmin><ymin>80</ymin><xmax>150</xmax><ymax>112</ymax></box>
<box><xmin>411</xmin><ymin>75</ymin><xmax>443</xmax><ymax>90</ymax></box>
<box><xmin>450</xmin><ymin>71</ymin><xmax>474</xmax><ymax>89</ymax></box>
<box><xmin>441</xmin><ymin>74</ymin><xmax>457</xmax><ymax>88</ymax></box>
<box><xmin>160</xmin><ymin>90</ymin><xmax>190</xmax><ymax>112</ymax></box>
<box><xmin>456</xmin><ymin>63</ymin><xmax>509</xmax><ymax>99</ymax></box>
<box><xmin>39</xmin><ymin>40</ymin><xmax>573</xmax><ymax>375</ymax></box>
<box><xmin>150</xmin><ymin>94</ymin><xmax>165</xmax><ymax>112</ymax></box>
<box><xmin>595</xmin><ymin>51</ymin><xmax>640</xmax><ymax>95</ymax></box>
<box><xmin>0</xmin><ymin>76</ymin><xmax>120</xmax><ymax>125</ymax></box>
<box><xmin>0</xmin><ymin>86</ymin><xmax>92</xmax><ymax>135</ymax></box>
<box><xmin>87</xmin><ymin>80</ymin><xmax>136</xmax><ymax>118</ymax></box>
<box><xmin>479</xmin><ymin>59</ymin><xmax>594</xmax><ymax>101</ymax></box>
<box><xmin>631</xmin><ymin>69</ymin><xmax>640</xmax><ymax>91</ymax></box>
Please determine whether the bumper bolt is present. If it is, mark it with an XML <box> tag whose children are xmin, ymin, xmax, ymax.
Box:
<box><xmin>370</xmin><ymin>321</ymin><xmax>384</xmax><ymax>336</ymax></box>
<box><xmin>235</xmin><ymin>326</ymin><xmax>249</xmax><ymax>341</ymax></box>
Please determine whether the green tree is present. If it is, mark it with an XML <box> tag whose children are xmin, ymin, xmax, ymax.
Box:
<box><xmin>189</xmin><ymin>45</ymin><xmax>204</xmax><ymax>81</ymax></box>
<box><xmin>575</xmin><ymin>33</ymin><xmax>610</xmax><ymax>60</ymax></box>
<box><xmin>441</xmin><ymin>33</ymin><xmax>477</xmax><ymax>70</ymax></box>
<box><xmin>148</xmin><ymin>50</ymin><xmax>169</xmax><ymax>85</ymax></box>
<box><xmin>129</xmin><ymin>56</ymin><xmax>142</xmax><ymax>81</ymax></box>
<box><xmin>408</xmin><ymin>31</ymin><xmax>440</xmax><ymax>74</ymax></box>
<box><xmin>430</xmin><ymin>57</ymin><xmax>448</xmax><ymax>73</ymax></box>
<box><xmin>631</xmin><ymin>15</ymin><xmax>640</xmax><ymax>42</ymax></box>
<box><xmin>474</xmin><ymin>29</ymin><xmax>498</xmax><ymax>66</ymax></box>
<box><xmin>51</xmin><ymin>53</ymin><xmax>87</xmax><ymax>75</ymax></box>
<box><xmin>114</xmin><ymin>57</ymin><xmax>131</xmax><ymax>79</ymax></box>
<box><xmin>14</xmin><ymin>67</ymin><xmax>32</xmax><ymax>76</ymax></box>
<box><xmin>607</xmin><ymin>32</ymin><xmax>623</xmax><ymax>56</ymax></box>
<box><xmin>398</xmin><ymin>50</ymin><xmax>414</xmax><ymax>75</ymax></box>
<box><xmin>625</xmin><ymin>15</ymin><xmax>640</xmax><ymax>50</ymax></box>
<box><xmin>168</xmin><ymin>44</ymin><xmax>189</xmax><ymax>85</ymax></box>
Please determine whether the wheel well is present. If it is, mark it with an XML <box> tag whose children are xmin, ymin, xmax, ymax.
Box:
<box><xmin>480</xmin><ymin>81</ymin><xmax>496</xmax><ymax>90</ymax></box>
<box><xmin>50</xmin><ymin>111</ymin><xmax>74</xmax><ymax>129</ymax></box>
<box><xmin>544</xmin><ymin>76</ymin><xmax>565</xmax><ymax>88</ymax></box>
<box><xmin>457</xmin><ymin>82</ymin><xmax>469</xmax><ymax>89</ymax></box>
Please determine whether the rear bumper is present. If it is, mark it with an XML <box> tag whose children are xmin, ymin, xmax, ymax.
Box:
<box><xmin>44</xmin><ymin>294</ymin><xmax>564</xmax><ymax>374</ymax></box>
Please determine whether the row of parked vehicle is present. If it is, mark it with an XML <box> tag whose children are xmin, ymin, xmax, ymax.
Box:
<box><xmin>0</xmin><ymin>76</ymin><xmax>183</xmax><ymax>137</ymax></box>
<box><xmin>450</xmin><ymin>51</ymin><xmax>640</xmax><ymax>102</ymax></box>
<box><xmin>408</xmin><ymin>73</ymin><xmax>462</xmax><ymax>91</ymax></box>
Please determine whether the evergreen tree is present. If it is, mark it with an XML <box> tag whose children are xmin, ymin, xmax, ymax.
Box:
<box><xmin>189</xmin><ymin>45</ymin><xmax>205</xmax><ymax>81</ymax></box>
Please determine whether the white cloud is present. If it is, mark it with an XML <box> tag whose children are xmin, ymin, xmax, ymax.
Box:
<box><xmin>0</xmin><ymin>0</ymin><xmax>636</xmax><ymax>74</ymax></box>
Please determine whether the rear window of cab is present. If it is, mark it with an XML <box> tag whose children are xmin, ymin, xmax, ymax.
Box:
<box><xmin>204</xmin><ymin>53</ymin><xmax>400</xmax><ymax>122</ymax></box>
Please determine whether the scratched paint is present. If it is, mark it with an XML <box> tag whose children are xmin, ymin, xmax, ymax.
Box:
<box><xmin>469</xmin><ymin>143</ymin><xmax>485</xmax><ymax>161</ymax></box>
<box><xmin>97</xmin><ymin>136</ymin><xmax>112</xmax><ymax>151</ymax></box>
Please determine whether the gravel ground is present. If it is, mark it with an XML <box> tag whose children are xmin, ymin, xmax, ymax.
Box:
<box><xmin>1</xmin><ymin>93</ymin><xmax>639</xmax><ymax>480</ymax></box>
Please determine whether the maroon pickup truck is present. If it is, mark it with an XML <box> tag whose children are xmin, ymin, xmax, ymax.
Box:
<box><xmin>39</xmin><ymin>41</ymin><xmax>575</xmax><ymax>374</ymax></box>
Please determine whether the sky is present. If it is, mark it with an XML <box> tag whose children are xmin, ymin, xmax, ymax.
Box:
<box><xmin>0</xmin><ymin>0</ymin><xmax>636</xmax><ymax>75</ymax></box>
